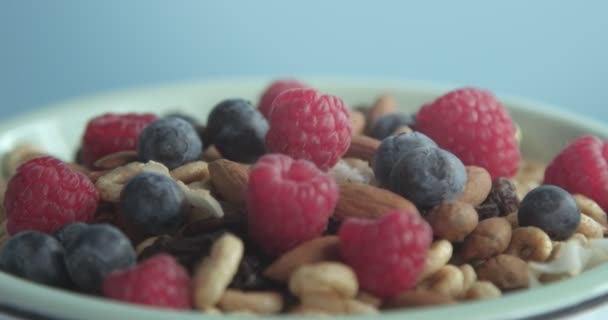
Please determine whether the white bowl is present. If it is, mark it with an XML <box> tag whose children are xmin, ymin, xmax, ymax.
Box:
<box><xmin>0</xmin><ymin>78</ymin><xmax>607</xmax><ymax>320</ymax></box>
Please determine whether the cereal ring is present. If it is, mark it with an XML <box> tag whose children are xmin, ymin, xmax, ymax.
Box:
<box><xmin>505</xmin><ymin>226</ymin><xmax>553</xmax><ymax>262</ymax></box>
<box><xmin>416</xmin><ymin>240</ymin><xmax>453</xmax><ymax>283</ymax></box>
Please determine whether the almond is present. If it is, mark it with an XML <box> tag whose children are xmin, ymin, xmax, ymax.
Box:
<box><xmin>350</xmin><ymin>111</ymin><xmax>366</xmax><ymax>136</ymax></box>
<box><xmin>343</xmin><ymin>136</ymin><xmax>380</xmax><ymax>163</ymax></box>
<box><xmin>366</xmin><ymin>95</ymin><xmax>397</xmax><ymax>134</ymax></box>
<box><xmin>263</xmin><ymin>236</ymin><xmax>340</xmax><ymax>282</ymax></box>
<box><xmin>93</xmin><ymin>150</ymin><xmax>138</xmax><ymax>170</ymax></box>
<box><xmin>203</xmin><ymin>145</ymin><xmax>223</xmax><ymax>162</ymax></box>
<box><xmin>209</xmin><ymin>159</ymin><xmax>249</xmax><ymax>205</ymax></box>
<box><xmin>335</xmin><ymin>183</ymin><xmax>418</xmax><ymax>220</ymax></box>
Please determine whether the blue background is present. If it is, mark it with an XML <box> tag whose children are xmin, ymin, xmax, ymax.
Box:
<box><xmin>1</xmin><ymin>0</ymin><xmax>607</xmax><ymax>120</ymax></box>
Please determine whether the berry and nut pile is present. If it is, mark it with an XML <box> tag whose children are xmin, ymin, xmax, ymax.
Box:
<box><xmin>1</xmin><ymin>80</ymin><xmax>608</xmax><ymax>315</ymax></box>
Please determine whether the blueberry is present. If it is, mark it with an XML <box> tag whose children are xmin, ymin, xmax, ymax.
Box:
<box><xmin>64</xmin><ymin>224</ymin><xmax>135</xmax><ymax>292</ymax></box>
<box><xmin>388</xmin><ymin>146</ymin><xmax>467</xmax><ymax>209</ymax></box>
<box><xmin>205</xmin><ymin>99</ymin><xmax>268</xmax><ymax>163</ymax></box>
<box><xmin>53</xmin><ymin>222</ymin><xmax>88</xmax><ymax>248</ymax></box>
<box><xmin>0</xmin><ymin>231</ymin><xmax>71</xmax><ymax>288</ymax></box>
<box><xmin>137</xmin><ymin>117</ymin><xmax>202</xmax><ymax>169</ymax></box>
<box><xmin>372</xmin><ymin>132</ymin><xmax>438</xmax><ymax>187</ymax></box>
<box><xmin>370</xmin><ymin>113</ymin><xmax>415</xmax><ymax>140</ymax></box>
<box><xmin>518</xmin><ymin>185</ymin><xmax>580</xmax><ymax>240</ymax></box>
<box><xmin>120</xmin><ymin>172</ymin><xmax>188</xmax><ymax>235</ymax></box>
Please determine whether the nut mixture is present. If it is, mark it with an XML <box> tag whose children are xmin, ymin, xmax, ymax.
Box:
<box><xmin>1</xmin><ymin>81</ymin><xmax>608</xmax><ymax>316</ymax></box>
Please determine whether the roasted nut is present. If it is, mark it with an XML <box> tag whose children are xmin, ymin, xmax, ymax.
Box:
<box><xmin>505</xmin><ymin>212</ymin><xmax>519</xmax><ymax>229</ymax></box>
<box><xmin>1</xmin><ymin>144</ymin><xmax>46</xmax><ymax>180</ymax></box>
<box><xmin>335</xmin><ymin>183</ymin><xmax>418</xmax><ymax>220</ymax></box>
<box><xmin>203</xmin><ymin>146</ymin><xmax>223</xmax><ymax>162</ymax></box>
<box><xmin>176</xmin><ymin>181</ymin><xmax>224</xmax><ymax>218</ymax></box>
<box><xmin>289</xmin><ymin>262</ymin><xmax>358</xmax><ymax>298</ymax></box>
<box><xmin>170</xmin><ymin>161</ymin><xmax>210</xmax><ymax>184</ymax></box>
<box><xmin>193</xmin><ymin>233</ymin><xmax>244</xmax><ymax>310</ymax></box>
<box><xmin>93</xmin><ymin>150</ymin><xmax>138</xmax><ymax>170</ymax></box>
<box><xmin>299</xmin><ymin>294</ymin><xmax>378</xmax><ymax>315</ymax></box>
<box><xmin>576</xmin><ymin>214</ymin><xmax>605</xmax><ymax>239</ymax></box>
<box><xmin>135</xmin><ymin>236</ymin><xmax>162</xmax><ymax>255</ymax></box>
<box><xmin>208</xmin><ymin>159</ymin><xmax>249</xmax><ymax>205</ymax></box>
<box><xmin>458</xmin><ymin>166</ymin><xmax>492</xmax><ymax>206</ymax></box>
<box><xmin>392</xmin><ymin>126</ymin><xmax>413</xmax><ymax>135</ymax></box>
<box><xmin>218</xmin><ymin>289</ymin><xmax>283</xmax><ymax>314</ymax></box>
<box><xmin>95</xmin><ymin>161</ymin><xmax>170</xmax><ymax>202</ymax></box>
<box><xmin>343</xmin><ymin>135</ymin><xmax>380</xmax><ymax>163</ymax></box>
<box><xmin>350</xmin><ymin>110</ymin><xmax>366</xmax><ymax>136</ymax></box>
<box><xmin>355</xmin><ymin>291</ymin><xmax>382</xmax><ymax>308</ymax></box>
<box><xmin>461</xmin><ymin>218</ymin><xmax>512</xmax><ymax>261</ymax></box>
<box><xmin>366</xmin><ymin>95</ymin><xmax>397</xmax><ymax>134</ymax></box>
<box><xmin>417</xmin><ymin>240</ymin><xmax>453</xmax><ymax>283</ymax></box>
<box><xmin>385</xmin><ymin>289</ymin><xmax>454</xmax><ymax>309</ymax></box>
<box><xmin>459</xmin><ymin>264</ymin><xmax>477</xmax><ymax>294</ymax></box>
<box><xmin>505</xmin><ymin>226</ymin><xmax>552</xmax><ymax>262</ymax></box>
<box><xmin>427</xmin><ymin>201</ymin><xmax>478</xmax><ymax>242</ymax></box>
<box><xmin>574</xmin><ymin>194</ymin><xmax>608</xmax><ymax>227</ymax></box>
<box><xmin>264</xmin><ymin>236</ymin><xmax>339</xmax><ymax>282</ymax></box>
<box><xmin>475</xmin><ymin>254</ymin><xmax>529</xmax><ymax>290</ymax></box>
<box><xmin>463</xmin><ymin>281</ymin><xmax>502</xmax><ymax>300</ymax></box>
<box><xmin>421</xmin><ymin>265</ymin><xmax>464</xmax><ymax>298</ymax></box>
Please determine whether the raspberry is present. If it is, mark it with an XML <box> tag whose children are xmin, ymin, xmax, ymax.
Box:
<box><xmin>246</xmin><ymin>154</ymin><xmax>338</xmax><ymax>256</ymax></box>
<box><xmin>258</xmin><ymin>79</ymin><xmax>309</xmax><ymax>118</ymax></box>
<box><xmin>265</xmin><ymin>88</ymin><xmax>352</xmax><ymax>170</ymax></box>
<box><xmin>4</xmin><ymin>156</ymin><xmax>98</xmax><ymax>235</ymax></box>
<box><xmin>81</xmin><ymin>113</ymin><xmax>156</xmax><ymax>167</ymax></box>
<box><xmin>415</xmin><ymin>88</ymin><xmax>520</xmax><ymax>180</ymax></box>
<box><xmin>544</xmin><ymin>135</ymin><xmax>608</xmax><ymax>211</ymax></box>
<box><xmin>338</xmin><ymin>211</ymin><xmax>432</xmax><ymax>298</ymax></box>
<box><xmin>103</xmin><ymin>254</ymin><xmax>191</xmax><ymax>309</ymax></box>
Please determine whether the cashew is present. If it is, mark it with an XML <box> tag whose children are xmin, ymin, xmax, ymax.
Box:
<box><xmin>385</xmin><ymin>289</ymin><xmax>454</xmax><ymax>309</ymax></box>
<box><xmin>170</xmin><ymin>161</ymin><xmax>209</xmax><ymax>184</ymax></box>
<box><xmin>355</xmin><ymin>291</ymin><xmax>382</xmax><ymax>308</ymax></box>
<box><xmin>419</xmin><ymin>265</ymin><xmax>464</xmax><ymax>298</ymax></box>
<box><xmin>458</xmin><ymin>166</ymin><xmax>492</xmax><ymax>206</ymax></box>
<box><xmin>92</xmin><ymin>150</ymin><xmax>138</xmax><ymax>170</ymax></box>
<box><xmin>475</xmin><ymin>254</ymin><xmax>529</xmax><ymax>290</ymax></box>
<box><xmin>463</xmin><ymin>281</ymin><xmax>502</xmax><ymax>300</ymax></box>
<box><xmin>505</xmin><ymin>212</ymin><xmax>519</xmax><ymax>229</ymax></box>
<box><xmin>218</xmin><ymin>289</ymin><xmax>283</xmax><ymax>315</ymax></box>
<box><xmin>95</xmin><ymin>161</ymin><xmax>170</xmax><ymax>202</ymax></box>
<box><xmin>203</xmin><ymin>145</ymin><xmax>223</xmax><ymax>162</ymax></box>
<box><xmin>299</xmin><ymin>294</ymin><xmax>378</xmax><ymax>315</ymax></box>
<box><xmin>350</xmin><ymin>110</ymin><xmax>366</xmax><ymax>136</ymax></box>
<box><xmin>426</xmin><ymin>201</ymin><xmax>478</xmax><ymax>242</ymax></box>
<box><xmin>416</xmin><ymin>240</ymin><xmax>453</xmax><ymax>283</ymax></box>
<box><xmin>289</xmin><ymin>262</ymin><xmax>358</xmax><ymax>298</ymax></box>
<box><xmin>576</xmin><ymin>214</ymin><xmax>605</xmax><ymax>239</ymax></box>
<box><xmin>461</xmin><ymin>218</ymin><xmax>512</xmax><ymax>261</ymax></box>
<box><xmin>135</xmin><ymin>236</ymin><xmax>161</xmax><ymax>255</ymax></box>
<box><xmin>459</xmin><ymin>264</ymin><xmax>477</xmax><ymax>295</ymax></box>
<box><xmin>505</xmin><ymin>226</ymin><xmax>552</xmax><ymax>262</ymax></box>
<box><xmin>193</xmin><ymin>233</ymin><xmax>244</xmax><ymax>310</ymax></box>
<box><xmin>176</xmin><ymin>180</ymin><xmax>224</xmax><ymax>218</ymax></box>
<box><xmin>574</xmin><ymin>194</ymin><xmax>608</xmax><ymax>227</ymax></box>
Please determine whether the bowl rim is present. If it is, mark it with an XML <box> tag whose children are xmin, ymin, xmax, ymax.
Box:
<box><xmin>1</xmin><ymin>77</ymin><xmax>607</xmax><ymax>320</ymax></box>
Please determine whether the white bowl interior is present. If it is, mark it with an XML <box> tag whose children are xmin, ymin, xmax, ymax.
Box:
<box><xmin>0</xmin><ymin>78</ymin><xmax>607</xmax><ymax>320</ymax></box>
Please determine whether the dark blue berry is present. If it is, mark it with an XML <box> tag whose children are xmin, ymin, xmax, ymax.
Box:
<box><xmin>372</xmin><ymin>132</ymin><xmax>438</xmax><ymax>187</ymax></box>
<box><xmin>53</xmin><ymin>222</ymin><xmax>88</xmax><ymax>249</ymax></box>
<box><xmin>0</xmin><ymin>231</ymin><xmax>71</xmax><ymax>288</ymax></box>
<box><xmin>120</xmin><ymin>172</ymin><xmax>188</xmax><ymax>235</ymax></box>
<box><xmin>64</xmin><ymin>224</ymin><xmax>135</xmax><ymax>292</ymax></box>
<box><xmin>518</xmin><ymin>185</ymin><xmax>580</xmax><ymax>240</ymax></box>
<box><xmin>388</xmin><ymin>146</ymin><xmax>467</xmax><ymax>209</ymax></box>
<box><xmin>137</xmin><ymin>117</ymin><xmax>203</xmax><ymax>169</ymax></box>
<box><xmin>205</xmin><ymin>99</ymin><xmax>268</xmax><ymax>163</ymax></box>
<box><xmin>370</xmin><ymin>113</ymin><xmax>415</xmax><ymax>140</ymax></box>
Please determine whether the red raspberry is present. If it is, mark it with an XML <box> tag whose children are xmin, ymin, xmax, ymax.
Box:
<box><xmin>339</xmin><ymin>211</ymin><xmax>432</xmax><ymax>298</ymax></box>
<box><xmin>544</xmin><ymin>135</ymin><xmax>608</xmax><ymax>211</ymax></box>
<box><xmin>4</xmin><ymin>156</ymin><xmax>98</xmax><ymax>235</ymax></box>
<box><xmin>246</xmin><ymin>154</ymin><xmax>338</xmax><ymax>256</ymax></box>
<box><xmin>258</xmin><ymin>79</ymin><xmax>309</xmax><ymax>118</ymax></box>
<box><xmin>265</xmin><ymin>88</ymin><xmax>352</xmax><ymax>170</ymax></box>
<box><xmin>415</xmin><ymin>88</ymin><xmax>520</xmax><ymax>180</ymax></box>
<box><xmin>103</xmin><ymin>254</ymin><xmax>191</xmax><ymax>309</ymax></box>
<box><xmin>81</xmin><ymin>113</ymin><xmax>156</xmax><ymax>167</ymax></box>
